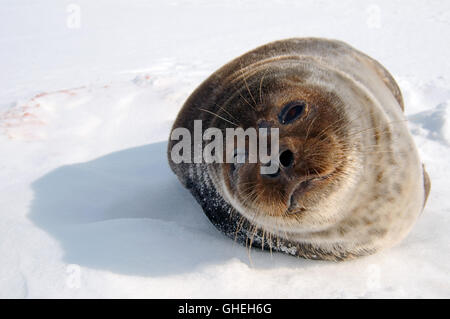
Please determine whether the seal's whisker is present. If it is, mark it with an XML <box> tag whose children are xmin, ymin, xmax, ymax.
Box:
<box><xmin>234</xmin><ymin>216</ymin><xmax>246</xmax><ymax>242</ymax></box>
<box><xmin>198</xmin><ymin>108</ymin><xmax>238</xmax><ymax>127</ymax></box>
<box><xmin>239</xmin><ymin>61</ymin><xmax>257</xmax><ymax>107</ymax></box>
<box><xmin>345</xmin><ymin>120</ymin><xmax>407</xmax><ymax>139</ymax></box>
<box><xmin>214</xmin><ymin>103</ymin><xmax>238</xmax><ymax>122</ymax></box>
<box><xmin>312</xmin><ymin>118</ymin><xmax>402</xmax><ymax>150</ymax></box>
<box><xmin>268</xmin><ymin>232</ymin><xmax>273</xmax><ymax>256</ymax></box>
<box><xmin>248</xmin><ymin>224</ymin><xmax>259</xmax><ymax>254</ymax></box>
<box><xmin>314</xmin><ymin>108</ymin><xmax>368</xmax><ymax>142</ymax></box>
<box><xmin>258</xmin><ymin>67</ymin><xmax>270</xmax><ymax>105</ymax></box>
<box><xmin>304</xmin><ymin>116</ymin><xmax>319</xmax><ymax>146</ymax></box>
<box><xmin>235</xmin><ymin>85</ymin><xmax>256</xmax><ymax>111</ymax></box>
<box><xmin>313</xmin><ymin>111</ymin><xmax>358</xmax><ymax>141</ymax></box>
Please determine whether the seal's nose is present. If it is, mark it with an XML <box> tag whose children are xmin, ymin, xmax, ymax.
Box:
<box><xmin>279</xmin><ymin>149</ymin><xmax>294</xmax><ymax>168</ymax></box>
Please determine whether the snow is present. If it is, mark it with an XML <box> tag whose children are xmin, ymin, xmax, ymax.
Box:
<box><xmin>1</xmin><ymin>0</ymin><xmax>449</xmax><ymax>298</ymax></box>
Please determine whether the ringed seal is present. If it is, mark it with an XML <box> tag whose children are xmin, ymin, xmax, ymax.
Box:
<box><xmin>167</xmin><ymin>38</ymin><xmax>430</xmax><ymax>261</ymax></box>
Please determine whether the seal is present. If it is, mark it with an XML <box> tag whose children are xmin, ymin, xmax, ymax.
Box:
<box><xmin>168</xmin><ymin>38</ymin><xmax>430</xmax><ymax>261</ymax></box>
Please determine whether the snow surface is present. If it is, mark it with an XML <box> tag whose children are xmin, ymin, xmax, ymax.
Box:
<box><xmin>1</xmin><ymin>0</ymin><xmax>449</xmax><ymax>298</ymax></box>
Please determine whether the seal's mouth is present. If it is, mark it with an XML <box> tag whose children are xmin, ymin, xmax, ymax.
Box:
<box><xmin>286</xmin><ymin>171</ymin><xmax>335</xmax><ymax>214</ymax></box>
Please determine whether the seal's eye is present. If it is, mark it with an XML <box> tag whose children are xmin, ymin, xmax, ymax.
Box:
<box><xmin>279</xmin><ymin>101</ymin><xmax>306</xmax><ymax>124</ymax></box>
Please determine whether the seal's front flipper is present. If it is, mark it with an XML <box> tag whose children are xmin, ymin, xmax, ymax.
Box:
<box><xmin>422</xmin><ymin>164</ymin><xmax>431</xmax><ymax>207</ymax></box>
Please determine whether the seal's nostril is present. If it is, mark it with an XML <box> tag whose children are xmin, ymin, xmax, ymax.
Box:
<box><xmin>280</xmin><ymin>149</ymin><xmax>294</xmax><ymax>167</ymax></box>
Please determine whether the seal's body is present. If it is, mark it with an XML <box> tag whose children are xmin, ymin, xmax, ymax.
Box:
<box><xmin>168</xmin><ymin>38</ymin><xmax>430</xmax><ymax>260</ymax></box>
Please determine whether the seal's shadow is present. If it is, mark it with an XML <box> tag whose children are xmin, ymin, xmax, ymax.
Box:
<box><xmin>29</xmin><ymin>142</ymin><xmax>310</xmax><ymax>276</ymax></box>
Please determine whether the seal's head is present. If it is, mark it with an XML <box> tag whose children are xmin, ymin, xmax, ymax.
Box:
<box><xmin>210</xmin><ymin>58</ymin><xmax>364</xmax><ymax>234</ymax></box>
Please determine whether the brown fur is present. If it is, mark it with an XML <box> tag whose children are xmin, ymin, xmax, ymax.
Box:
<box><xmin>168</xmin><ymin>38</ymin><xmax>430</xmax><ymax>260</ymax></box>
